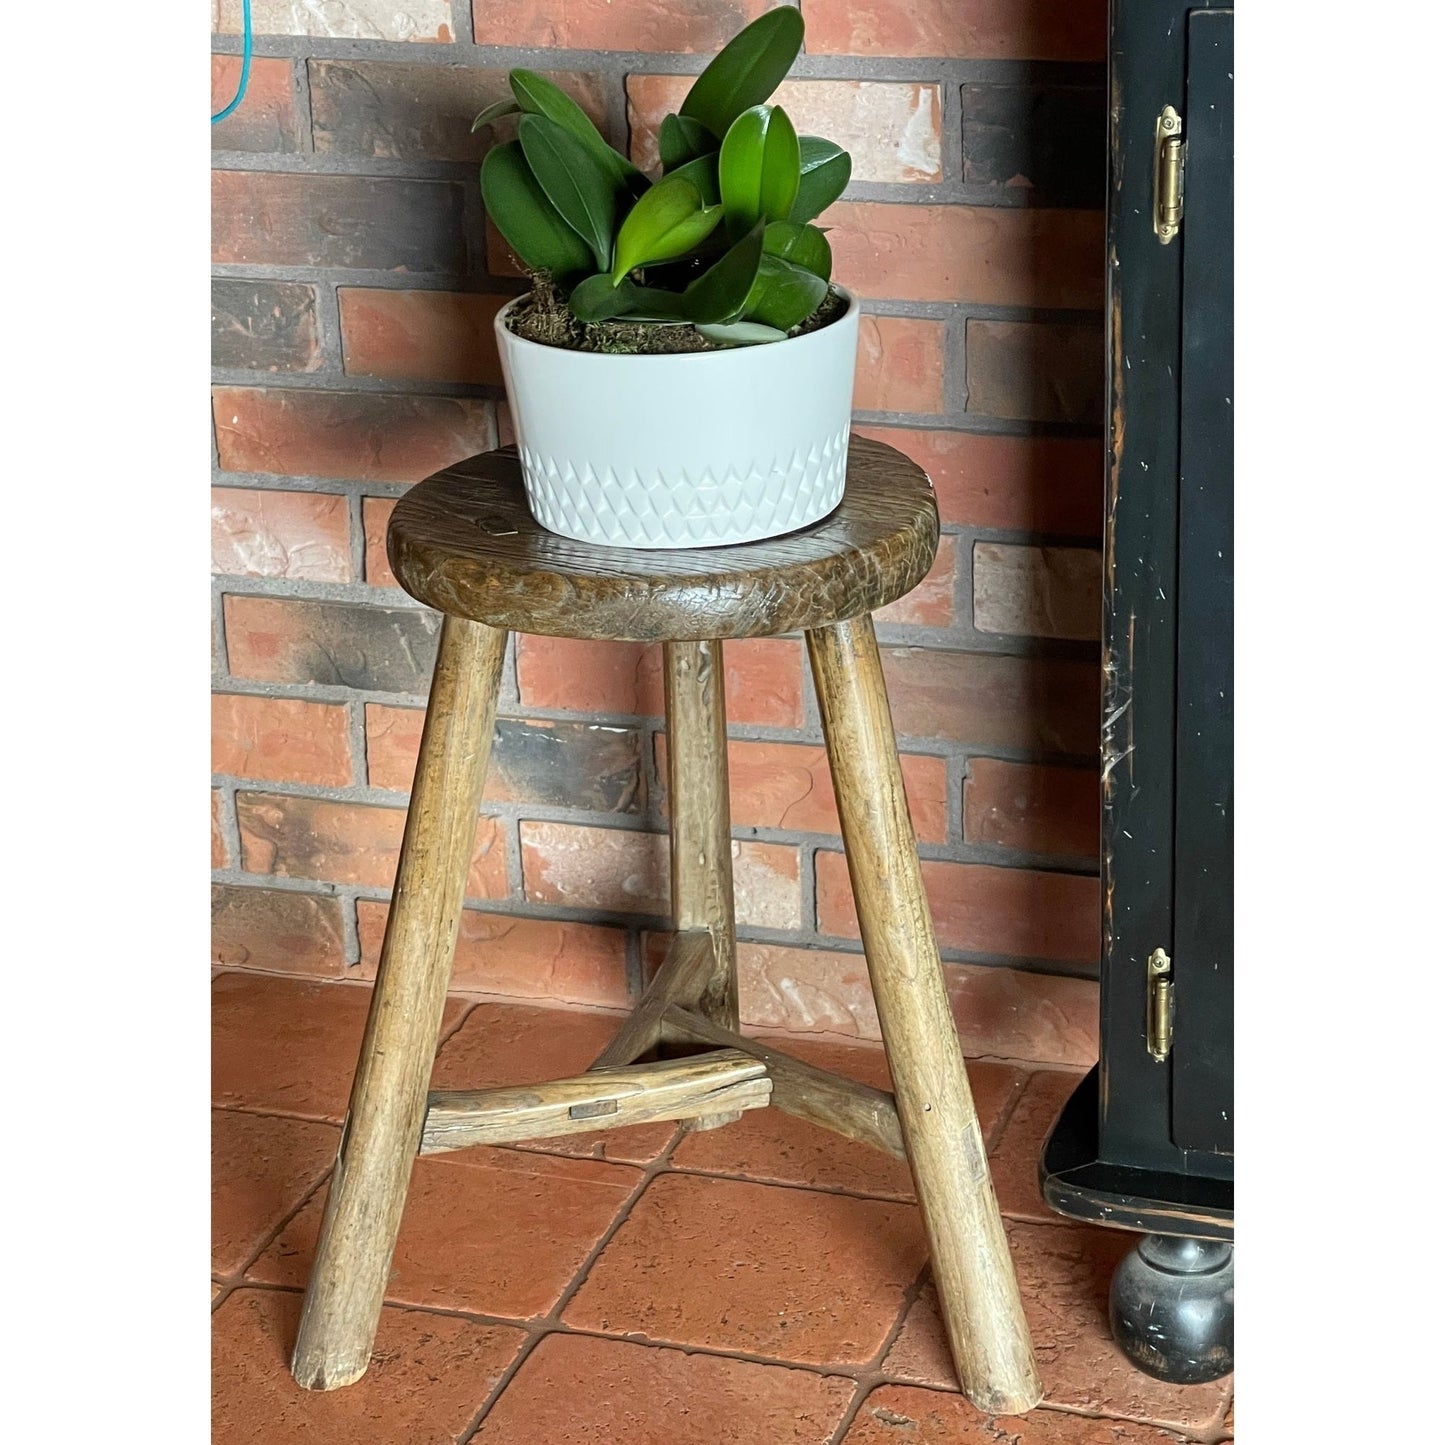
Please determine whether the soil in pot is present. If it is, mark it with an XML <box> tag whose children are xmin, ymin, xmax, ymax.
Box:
<box><xmin>505</xmin><ymin>277</ymin><xmax>850</xmax><ymax>356</ymax></box>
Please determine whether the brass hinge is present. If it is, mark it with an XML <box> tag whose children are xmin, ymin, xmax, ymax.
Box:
<box><xmin>1147</xmin><ymin>947</ymin><xmax>1174</xmax><ymax>1060</ymax></box>
<box><xmin>1153</xmin><ymin>106</ymin><xmax>1185</xmax><ymax>244</ymax></box>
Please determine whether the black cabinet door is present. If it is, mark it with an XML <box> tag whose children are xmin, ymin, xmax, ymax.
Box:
<box><xmin>1040</xmin><ymin>0</ymin><xmax>1233</xmax><ymax>1235</ymax></box>
<box><xmin>1171</xmin><ymin>8</ymin><xmax>1234</xmax><ymax>1156</ymax></box>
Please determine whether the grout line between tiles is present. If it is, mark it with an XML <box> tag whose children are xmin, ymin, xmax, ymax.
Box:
<box><xmin>455</xmin><ymin>1127</ymin><xmax>686</xmax><ymax>1441</ymax></box>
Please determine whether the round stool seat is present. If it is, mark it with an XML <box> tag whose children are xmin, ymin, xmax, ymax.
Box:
<box><xmin>387</xmin><ymin>436</ymin><xmax>937</xmax><ymax>641</ymax></box>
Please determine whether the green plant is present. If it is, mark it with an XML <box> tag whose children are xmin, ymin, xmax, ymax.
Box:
<box><xmin>475</xmin><ymin>9</ymin><xmax>850</xmax><ymax>345</ymax></box>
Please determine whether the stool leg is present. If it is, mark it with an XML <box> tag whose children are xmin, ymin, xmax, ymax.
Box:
<box><xmin>663</xmin><ymin>639</ymin><xmax>739</xmax><ymax>1129</ymax></box>
<box><xmin>807</xmin><ymin>614</ymin><xmax>1042</xmax><ymax>1415</ymax></box>
<box><xmin>291</xmin><ymin>616</ymin><xmax>508</xmax><ymax>1390</ymax></box>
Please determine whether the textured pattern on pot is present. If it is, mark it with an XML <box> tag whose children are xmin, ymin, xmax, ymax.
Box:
<box><xmin>496</xmin><ymin>291</ymin><xmax>860</xmax><ymax>549</ymax></box>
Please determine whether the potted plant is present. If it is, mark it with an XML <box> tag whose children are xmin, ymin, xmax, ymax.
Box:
<box><xmin>475</xmin><ymin>9</ymin><xmax>857</xmax><ymax>549</ymax></box>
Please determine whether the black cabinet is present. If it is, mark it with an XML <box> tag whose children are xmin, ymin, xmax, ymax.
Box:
<box><xmin>1039</xmin><ymin>0</ymin><xmax>1234</xmax><ymax>1384</ymax></box>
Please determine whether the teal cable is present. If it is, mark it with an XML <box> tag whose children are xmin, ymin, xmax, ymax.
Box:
<box><xmin>211</xmin><ymin>0</ymin><xmax>253</xmax><ymax>124</ymax></box>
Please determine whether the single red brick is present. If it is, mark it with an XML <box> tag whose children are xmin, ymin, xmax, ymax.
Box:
<box><xmin>475</xmin><ymin>0</ymin><xmax>779</xmax><ymax>52</ymax></box>
<box><xmin>212</xmin><ymin>693</ymin><xmax>352</xmax><ymax>786</ymax></box>
<box><xmin>516</xmin><ymin>635</ymin><xmax>805</xmax><ymax>727</ymax></box>
<box><xmin>829</xmin><ymin>202</ymin><xmax>1103</xmax><ymax>309</ymax></box>
<box><xmin>965</xmin><ymin>758</ymin><xmax>1100</xmax><ymax>861</ymax></box>
<box><xmin>356</xmin><ymin>900</ymin><xmax>629</xmax><ymax>1006</ymax></box>
<box><xmin>966</xmin><ymin>318</ymin><xmax>1105</xmax><ymax>424</ymax></box>
<box><xmin>875</xmin><ymin>534</ymin><xmax>957</xmax><ymax>627</ymax></box>
<box><xmin>855</xmin><ymin>315</ymin><xmax>946</xmax><ymax>415</ymax></box>
<box><xmin>236</xmin><ymin>792</ymin><xmax>508</xmax><ymax>897</ymax></box>
<box><xmin>211</xmin><ymin>884</ymin><xmax>348</xmax><ymax>979</ymax></box>
<box><xmin>802</xmin><ymin>0</ymin><xmax>1107</xmax><ymax>62</ymax></box>
<box><xmin>656</xmin><ymin>736</ymin><xmax>948</xmax><ymax>843</ymax></box>
<box><xmin>628</xmin><ymin>74</ymin><xmax>942</xmax><ymax>183</ymax></box>
<box><xmin>881</xmin><ymin>646</ymin><xmax>1099</xmax><ymax>755</ymax></box>
<box><xmin>213</xmin><ymin>0</ymin><xmax>455</xmax><ymax>42</ymax></box>
<box><xmin>339</xmin><ymin>289</ymin><xmax>507</xmax><ymax>385</ymax></box>
<box><xmin>974</xmin><ymin>539</ymin><xmax>1102</xmax><ymax>640</ymax></box>
<box><xmin>945</xmin><ymin>965</ymin><xmax>1097</xmax><ymax>1066</ymax></box>
<box><xmin>310</xmin><ymin>60</ymin><xmax>608</xmax><ymax>162</ymax></box>
<box><xmin>366</xmin><ymin>705</ymin><xmax>645</xmax><ymax>813</ymax></box>
<box><xmin>521</xmin><ymin>822</ymin><xmax>800</xmax><ymax>930</ymax></box>
<box><xmin>361</xmin><ymin>496</ymin><xmax>398</xmax><ymax>586</ymax></box>
<box><xmin>856</xmin><ymin>427</ymin><xmax>1104</xmax><ymax>537</ymax></box>
<box><xmin>213</xmin><ymin>387</ymin><xmax>494</xmax><ymax>481</ymax></box>
<box><xmin>816</xmin><ymin>849</ymin><xmax>1099</xmax><ymax>964</ymax></box>
<box><xmin>212</xmin><ymin>790</ymin><xmax>229</xmax><ymax>868</ymax></box>
<box><xmin>222</xmin><ymin>595</ymin><xmax>441</xmax><ymax>694</ymax></box>
<box><xmin>212</xmin><ymin>280</ymin><xmax>321</xmax><ymax>373</ymax></box>
<box><xmin>211</xmin><ymin>55</ymin><xmax>302</xmax><ymax>152</ymax></box>
<box><xmin>212</xmin><ymin>170</ymin><xmax>466</xmax><ymax>271</ymax></box>
<box><xmin>211</xmin><ymin>488</ymin><xmax>352</xmax><ymax>582</ymax></box>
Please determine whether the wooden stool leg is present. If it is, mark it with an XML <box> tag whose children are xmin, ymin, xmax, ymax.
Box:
<box><xmin>291</xmin><ymin>616</ymin><xmax>508</xmax><ymax>1391</ymax></box>
<box><xmin>663</xmin><ymin>639</ymin><xmax>739</xmax><ymax>1129</ymax></box>
<box><xmin>807</xmin><ymin>614</ymin><xmax>1042</xmax><ymax>1415</ymax></box>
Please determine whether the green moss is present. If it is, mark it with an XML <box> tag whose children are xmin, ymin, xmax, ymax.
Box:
<box><xmin>506</xmin><ymin>276</ymin><xmax>848</xmax><ymax>356</ymax></box>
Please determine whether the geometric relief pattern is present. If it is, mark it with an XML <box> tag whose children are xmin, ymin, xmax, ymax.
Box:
<box><xmin>520</xmin><ymin>428</ymin><xmax>851</xmax><ymax>549</ymax></box>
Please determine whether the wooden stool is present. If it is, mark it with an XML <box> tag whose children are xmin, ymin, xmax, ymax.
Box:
<box><xmin>290</xmin><ymin>437</ymin><xmax>1042</xmax><ymax>1414</ymax></box>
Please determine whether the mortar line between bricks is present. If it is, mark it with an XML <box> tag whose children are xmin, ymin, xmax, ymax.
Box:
<box><xmin>208</xmin><ymin>33</ymin><xmax>1104</xmax><ymax>88</ymax></box>
<box><xmin>289</xmin><ymin>55</ymin><xmax>314</xmax><ymax>156</ymax></box>
<box><xmin>447</xmin><ymin>0</ymin><xmax>474</xmax><ymax>47</ymax></box>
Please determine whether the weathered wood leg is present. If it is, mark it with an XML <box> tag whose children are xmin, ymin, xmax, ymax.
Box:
<box><xmin>291</xmin><ymin>616</ymin><xmax>508</xmax><ymax>1391</ymax></box>
<box><xmin>808</xmin><ymin>614</ymin><xmax>1042</xmax><ymax>1415</ymax></box>
<box><xmin>662</xmin><ymin>639</ymin><xmax>740</xmax><ymax>1130</ymax></box>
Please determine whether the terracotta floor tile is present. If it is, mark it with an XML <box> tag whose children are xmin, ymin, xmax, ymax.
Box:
<box><xmin>212</xmin><ymin>972</ymin><xmax>468</xmax><ymax>1121</ymax></box>
<box><xmin>472</xmin><ymin>1332</ymin><xmax>856</xmax><ymax>1443</ymax></box>
<box><xmin>430</xmin><ymin>1001</ymin><xmax>678</xmax><ymax>1164</ymax></box>
<box><xmin>670</xmin><ymin>1036</ymin><xmax>1023</xmax><ymax>1199</ymax></box>
<box><xmin>564</xmin><ymin>1172</ymin><xmax>926</xmax><ymax>1365</ymax></box>
<box><xmin>212</xmin><ymin>1288</ymin><xmax>523</xmax><ymax>1445</ymax></box>
<box><xmin>842</xmin><ymin>1385</ymin><xmax>1194</xmax><ymax>1443</ymax></box>
<box><xmin>249</xmin><ymin>1147</ymin><xmax>640</xmax><ymax>1320</ymax></box>
<box><xmin>988</xmin><ymin>1067</ymin><xmax>1087</xmax><ymax>1222</ymax></box>
<box><xmin>212</xmin><ymin>1109</ymin><xmax>339</xmax><ymax>1276</ymax></box>
<box><xmin>882</xmin><ymin>1222</ymin><xmax>1230</xmax><ymax>1433</ymax></box>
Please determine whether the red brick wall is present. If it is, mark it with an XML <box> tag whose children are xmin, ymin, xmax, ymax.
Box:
<box><xmin>211</xmin><ymin>2</ymin><xmax>1107</xmax><ymax>1067</ymax></box>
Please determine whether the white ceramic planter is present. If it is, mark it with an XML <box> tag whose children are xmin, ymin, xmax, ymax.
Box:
<box><xmin>495</xmin><ymin>290</ymin><xmax>860</xmax><ymax>549</ymax></box>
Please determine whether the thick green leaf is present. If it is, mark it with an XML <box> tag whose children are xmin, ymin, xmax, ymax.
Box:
<box><xmin>566</xmin><ymin>274</ymin><xmax>694</xmax><ymax>323</ymax></box>
<box><xmin>763</xmin><ymin>220</ymin><xmax>831</xmax><ymax>280</ymax></box>
<box><xmin>667</xmin><ymin>153</ymin><xmax>721</xmax><ymax>206</ymax></box>
<box><xmin>718</xmin><ymin>105</ymin><xmax>800</xmax><ymax>237</ymax></box>
<box><xmin>471</xmin><ymin>98</ymin><xmax>521</xmax><ymax>133</ymax></box>
<box><xmin>659</xmin><ymin>113</ymin><xmax>717</xmax><ymax>171</ymax></box>
<box><xmin>680</xmin><ymin>222</ymin><xmax>766</xmax><ymax>324</ymax></box>
<box><xmin>510</xmin><ymin>69</ymin><xmax>643</xmax><ymax>191</ymax></box>
<box><xmin>789</xmin><ymin>136</ymin><xmax>852</xmax><ymax>222</ymax></box>
<box><xmin>680</xmin><ymin>8</ymin><xmax>804</xmax><ymax>139</ymax></box>
<box><xmin>518</xmin><ymin>114</ymin><xmax>619</xmax><ymax>272</ymax></box>
<box><xmin>611</xmin><ymin>176</ymin><xmax>723</xmax><ymax>282</ymax></box>
<box><xmin>696</xmin><ymin>321</ymin><xmax>789</xmax><ymax>346</ymax></box>
<box><xmin>480</xmin><ymin>140</ymin><xmax>593</xmax><ymax>280</ymax></box>
<box><xmin>742</xmin><ymin>254</ymin><xmax>828</xmax><ymax>330</ymax></box>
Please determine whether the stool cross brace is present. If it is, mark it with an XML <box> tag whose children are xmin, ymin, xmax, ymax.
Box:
<box><xmin>290</xmin><ymin>616</ymin><xmax>1041</xmax><ymax>1417</ymax></box>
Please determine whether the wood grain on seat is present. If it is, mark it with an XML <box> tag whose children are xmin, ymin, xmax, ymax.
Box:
<box><xmin>386</xmin><ymin>437</ymin><xmax>939</xmax><ymax>641</ymax></box>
